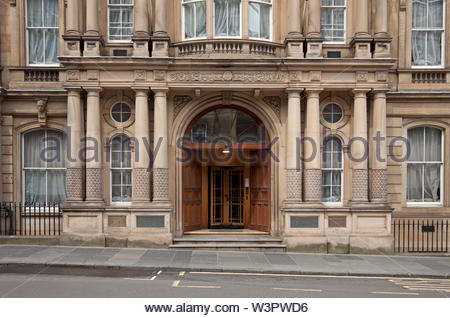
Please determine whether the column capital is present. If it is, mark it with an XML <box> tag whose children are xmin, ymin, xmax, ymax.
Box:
<box><xmin>286</xmin><ymin>88</ymin><xmax>304</xmax><ymax>97</ymax></box>
<box><xmin>152</xmin><ymin>87</ymin><xmax>169</xmax><ymax>96</ymax></box>
<box><xmin>132</xmin><ymin>86</ymin><xmax>150</xmax><ymax>95</ymax></box>
<box><xmin>83</xmin><ymin>86</ymin><xmax>103</xmax><ymax>94</ymax></box>
<box><xmin>353</xmin><ymin>88</ymin><xmax>371</xmax><ymax>97</ymax></box>
<box><xmin>65</xmin><ymin>87</ymin><xmax>83</xmax><ymax>96</ymax></box>
<box><xmin>305</xmin><ymin>88</ymin><xmax>323</xmax><ymax>97</ymax></box>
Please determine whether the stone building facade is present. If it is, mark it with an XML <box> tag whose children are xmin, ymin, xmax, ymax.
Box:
<box><xmin>0</xmin><ymin>0</ymin><xmax>449</xmax><ymax>253</ymax></box>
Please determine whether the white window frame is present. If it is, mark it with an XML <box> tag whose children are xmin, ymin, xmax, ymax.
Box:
<box><xmin>21</xmin><ymin>129</ymin><xmax>66</xmax><ymax>206</ymax></box>
<box><xmin>182</xmin><ymin>0</ymin><xmax>208</xmax><ymax>41</ymax></box>
<box><xmin>25</xmin><ymin>0</ymin><xmax>60</xmax><ymax>66</ymax></box>
<box><xmin>321</xmin><ymin>0</ymin><xmax>347</xmax><ymax>44</ymax></box>
<box><xmin>322</xmin><ymin>136</ymin><xmax>344</xmax><ymax>205</ymax></box>
<box><xmin>107</xmin><ymin>0</ymin><xmax>135</xmax><ymax>43</ymax></box>
<box><xmin>407</xmin><ymin>127</ymin><xmax>444</xmax><ymax>207</ymax></box>
<box><xmin>110</xmin><ymin>134</ymin><xmax>133</xmax><ymax>204</ymax></box>
<box><xmin>411</xmin><ymin>0</ymin><xmax>446</xmax><ymax>68</ymax></box>
<box><xmin>110</xmin><ymin>102</ymin><xmax>132</xmax><ymax>124</ymax></box>
<box><xmin>248</xmin><ymin>0</ymin><xmax>273</xmax><ymax>41</ymax></box>
<box><xmin>213</xmin><ymin>0</ymin><xmax>243</xmax><ymax>39</ymax></box>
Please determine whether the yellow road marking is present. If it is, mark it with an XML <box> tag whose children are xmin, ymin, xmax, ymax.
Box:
<box><xmin>172</xmin><ymin>280</ymin><xmax>180</xmax><ymax>287</ymax></box>
<box><xmin>273</xmin><ymin>287</ymin><xmax>322</xmax><ymax>292</ymax></box>
<box><xmin>179</xmin><ymin>271</ymin><xmax>185</xmax><ymax>276</ymax></box>
<box><xmin>371</xmin><ymin>291</ymin><xmax>420</xmax><ymax>296</ymax></box>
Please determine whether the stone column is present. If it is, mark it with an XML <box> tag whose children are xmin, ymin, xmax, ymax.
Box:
<box><xmin>84</xmin><ymin>87</ymin><xmax>103</xmax><ymax>203</ymax></box>
<box><xmin>152</xmin><ymin>0</ymin><xmax>169</xmax><ymax>57</ymax></box>
<box><xmin>132</xmin><ymin>0</ymin><xmax>150</xmax><ymax>57</ymax></box>
<box><xmin>286</xmin><ymin>0</ymin><xmax>304</xmax><ymax>57</ymax></box>
<box><xmin>152</xmin><ymin>88</ymin><xmax>170</xmax><ymax>203</ymax></box>
<box><xmin>303</xmin><ymin>89</ymin><xmax>322</xmax><ymax>202</ymax></box>
<box><xmin>306</xmin><ymin>0</ymin><xmax>323</xmax><ymax>58</ymax></box>
<box><xmin>351</xmin><ymin>0</ymin><xmax>372</xmax><ymax>58</ymax></box>
<box><xmin>370</xmin><ymin>90</ymin><xmax>388</xmax><ymax>202</ymax></box>
<box><xmin>352</xmin><ymin>90</ymin><xmax>370</xmax><ymax>203</ymax></box>
<box><xmin>66</xmin><ymin>88</ymin><xmax>84</xmax><ymax>202</ymax></box>
<box><xmin>373</xmin><ymin>0</ymin><xmax>392</xmax><ymax>58</ymax></box>
<box><xmin>83</xmin><ymin>0</ymin><xmax>102</xmax><ymax>56</ymax></box>
<box><xmin>285</xmin><ymin>90</ymin><xmax>303</xmax><ymax>204</ymax></box>
<box><xmin>132</xmin><ymin>88</ymin><xmax>151</xmax><ymax>202</ymax></box>
<box><xmin>63</xmin><ymin>0</ymin><xmax>81</xmax><ymax>56</ymax></box>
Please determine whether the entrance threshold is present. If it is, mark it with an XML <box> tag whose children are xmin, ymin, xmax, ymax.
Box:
<box><xmin>184</xmin><ymin>229</ymin><xmax>269</xmax><ymax>235</ymax></box>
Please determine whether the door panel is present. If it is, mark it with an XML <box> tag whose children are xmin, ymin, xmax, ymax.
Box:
<box><xmin>210</xmin><ymin>167</ymin><xmax>245</xmax><ymax>227</ymax></box>
<box><xmin>248</xmin><ymin>153</ymin><xmax>271</xmax><ymax>232</ymax></box>
<box><xmin>182</xmin><ymin>163</ymin><xmax>203</xmax><ymax>232</ymax></box>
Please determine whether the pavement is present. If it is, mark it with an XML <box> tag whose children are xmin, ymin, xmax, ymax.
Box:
<box><xmin>0</xmin><ymin>245</ymin><xmax>449</xmax><ymax>279</ymax></box>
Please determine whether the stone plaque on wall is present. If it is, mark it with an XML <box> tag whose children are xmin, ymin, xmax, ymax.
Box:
<box><xmin>108</xmin><ymin>216</ymin><xmax>127</xmax><ymax>228</ymax></box>
<box><xmin>291</xmin><ymin>216</ymin><xmax>319</xmax><ymax>229</ymax></box>
<box><xmin>136</xmin><ymin>216</ymin><xmax>165</xmax><ymax>228</ymax></box>
<box><xmin>328</xmin><ymin>216</ymin><xmax>347</xmax><ymax>228</ymax></box>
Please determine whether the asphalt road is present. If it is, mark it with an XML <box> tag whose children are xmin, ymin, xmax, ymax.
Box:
<box><xmin>0</xmin><ymin>270</ymin><xmax>449</xmax><ymax>298</ymax></box>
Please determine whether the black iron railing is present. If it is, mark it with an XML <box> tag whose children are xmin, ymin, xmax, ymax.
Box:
<box><xmin>0</xmin><ymin>202</ymin><xmax>62</xmax><ymax>236</ymax></box>
<box><xmin>392</xmin><ymin>218</ymin><xmax>449</xmax><ymax>253</ymax></box>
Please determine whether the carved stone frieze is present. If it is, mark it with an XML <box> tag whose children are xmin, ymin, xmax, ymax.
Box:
<box><xmin>168</xmin><ymin>71</ymin><xmax>289</xmax><ymax>83</ymax></box>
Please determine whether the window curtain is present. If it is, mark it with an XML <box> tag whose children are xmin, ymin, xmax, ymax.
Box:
<box><xmin>248</xmin><ymin>1</ymin><xmax>271</xmax><ymax>39</ymax></box>
<box><xmin>109</xmin><ymin>0</ymin><xmax>134</xmax><ymax>41</ymax></box>
<box><xmin>407</xmin><ymin>127</ymin><xmax>442</xmax><ymax>202</ymax></box>
<box><xmin>215</xmin><ymin>0</ymin><xmax>241</xmax><ymax>37</ymax></box>
<box><xmin>27</xmin><ymin>0</ymin><xmax>59</xmax><ymax>65</ymax></box>
<box><xmin>412</xmin><ymin>0</ymin><xmax>443</xmax><ymax>66</ymax></box>
<box><xmin>184</xmin><ymin>0</ymin><xmax>207</xmax><ymax>39</ymax></box>
<box><xmin>23</xmin><ymin>130</ymin><xmax>66</xmax><ymax>204</ymax></box>
<box><xmin>322</xmin><ymin>137</ymin><xmax>342</xmax><ymax>202</ymax></box>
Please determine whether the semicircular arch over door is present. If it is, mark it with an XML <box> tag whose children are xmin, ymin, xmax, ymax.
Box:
<box><xmin>181</xmin><ymin>106</ymin><xmax>271</xmax><ymax>233</ymax></box>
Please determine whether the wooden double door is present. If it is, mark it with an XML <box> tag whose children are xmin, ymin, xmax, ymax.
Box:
<box><xmin>182</xmin><ymin>159</ymin><xmax>270</xmax><ymax>232</ymax></box>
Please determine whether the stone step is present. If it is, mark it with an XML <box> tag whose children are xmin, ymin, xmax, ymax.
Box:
<box><xmin>169</xmin><ymin>243</ymin><xmax>286</xmax><ymax>252</ymax></box>
<box><xmin>170</xmin><ymin>235</ymin><xmax>286</xmax><ymax>252</ymax></box>
<box><xmin>172</xmin><ymin>235</ymin><xmax>283</xmax><ymax>243</ymax></box>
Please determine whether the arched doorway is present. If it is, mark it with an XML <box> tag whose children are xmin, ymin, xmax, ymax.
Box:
<box><xmin>181</xmin><ymin>106</ymin><xmax>271</xmax><ymax>233</ymax></box>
